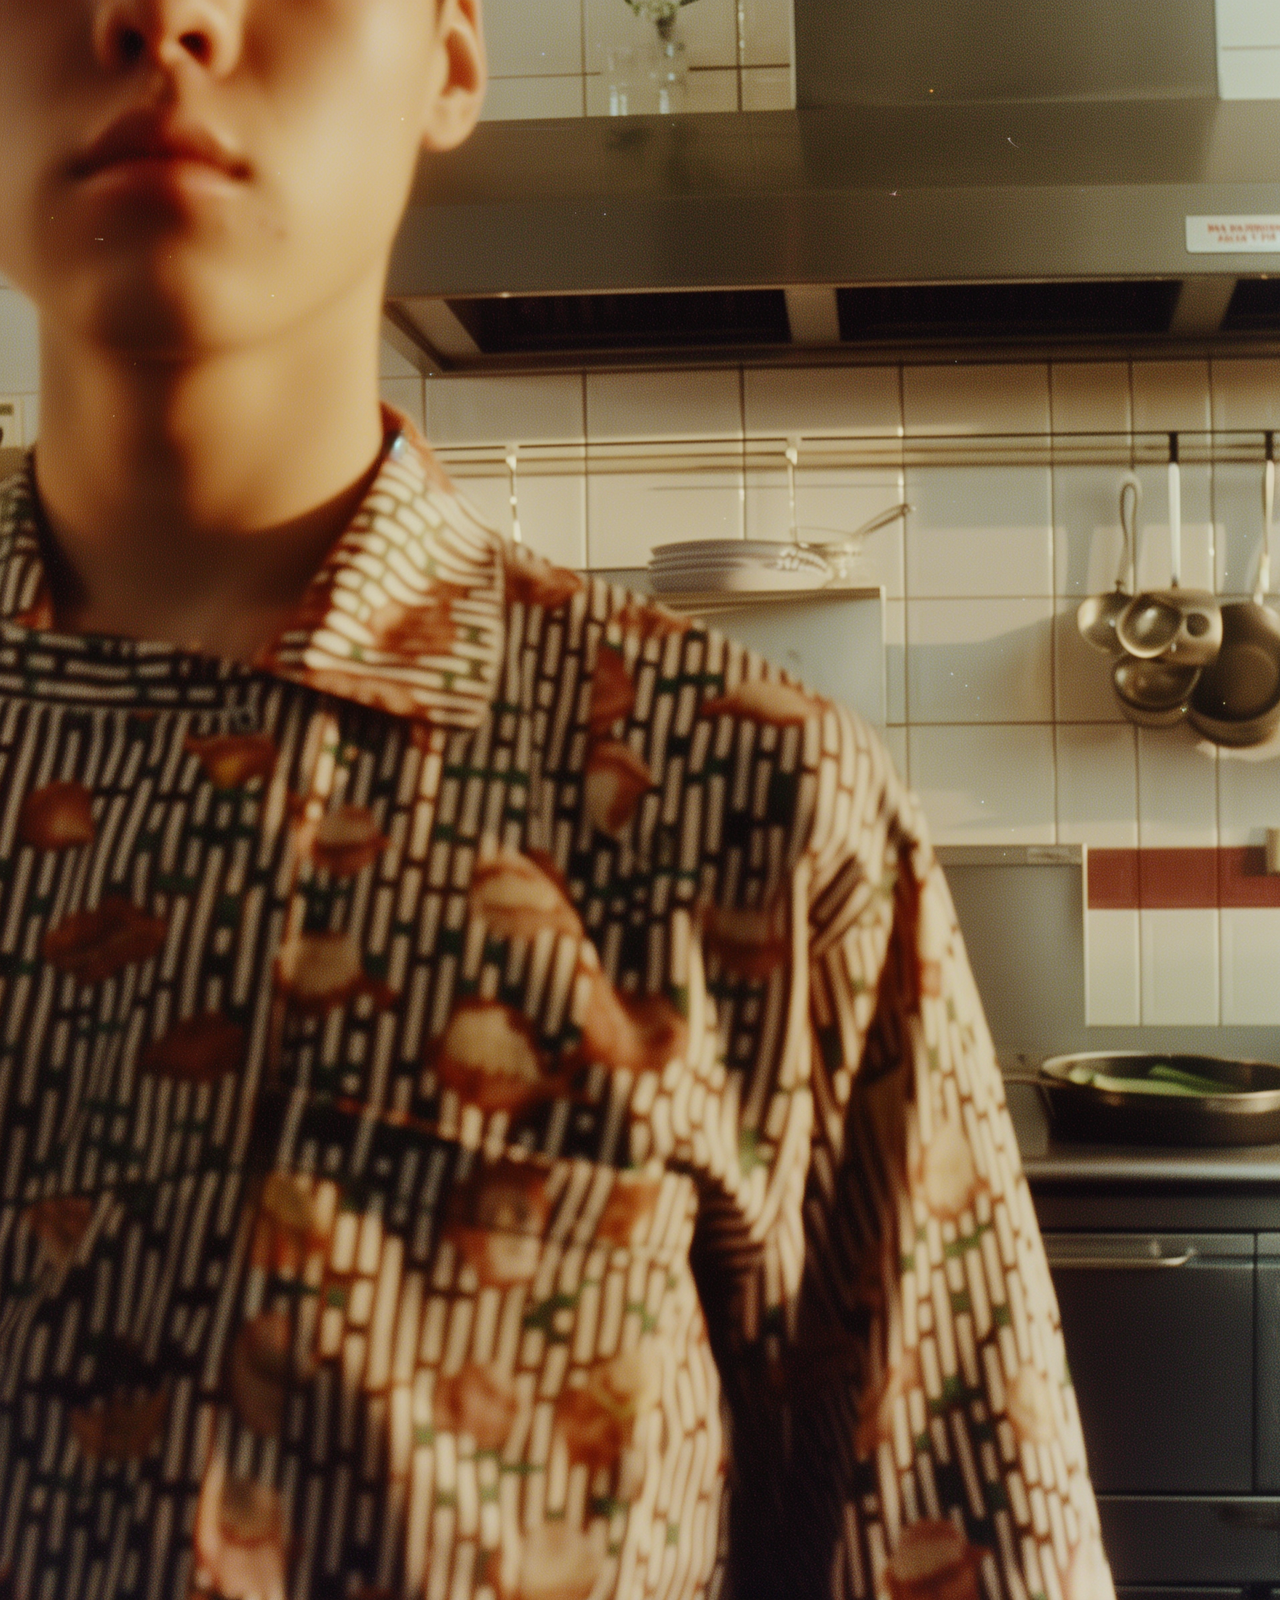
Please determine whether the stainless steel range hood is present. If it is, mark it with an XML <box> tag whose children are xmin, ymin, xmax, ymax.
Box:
<box><xmin>383</xmin><ymin>0</ymin><xmax>1280</xmax><ymax>370</ymax></box>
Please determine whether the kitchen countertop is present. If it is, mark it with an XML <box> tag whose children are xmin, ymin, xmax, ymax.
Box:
<box><xmin>1003</xmin><ymin>1076</ymin><xmax>1280</xmax><ymax>1230</ymax></box>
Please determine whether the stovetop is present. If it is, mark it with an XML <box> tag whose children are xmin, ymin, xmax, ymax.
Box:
<box><xmin>1005</xmin><ymin>1074</ymin><xmax>1280</xmax><ymax>1188</ymax></box>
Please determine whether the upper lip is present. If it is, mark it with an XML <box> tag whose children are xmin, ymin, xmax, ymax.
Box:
<box><xmin>69</xmin><ymin>108</ymin><xmax>249</xmax><ymax>179</ymax></box>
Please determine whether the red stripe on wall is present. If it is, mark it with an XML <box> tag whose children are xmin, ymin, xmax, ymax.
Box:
<box><xmin>1087</xmin><ymin>846</ymin><xmax>1280</xmax><ymax>909</ymax></box>
<box><xmin>1088</xmin><ymin>849</ymin><xmax>1140</xmax><ymax>909</ymax></box>
<box><xmin>1139</xmin><ymin>848</ymin><xmax>1219</xmax><ymax>909</ymax></box>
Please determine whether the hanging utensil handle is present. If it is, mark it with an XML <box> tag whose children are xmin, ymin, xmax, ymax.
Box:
<box><xmin>1261</xmin><ymin>431</ymin><xmax>1275</xmax><ymax>602</ymax></box>
<box><xmin>785</xmin><ymin>437</ymin><xmax>800</xmax><ymax>545</ymax></box>
<box><xmin>1119</xmin><ymin>473</ymin><xmax>1141</xmax><ymax>592</ymax></box>
<box><xmin>505</xmin><ymin>447</ymin><xmax>523</xmax><ymax>545</ymax></box>
<box><xmin>1168</xmin><ymin>433</ymin><xmax>1181</xmax><ymax>587</ymax></box>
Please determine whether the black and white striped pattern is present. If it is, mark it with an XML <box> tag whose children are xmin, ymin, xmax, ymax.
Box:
<box><xmin>0</xmin><ymin>406</ymin><xmax>1113</xmax><ymax>1600</ymax></box>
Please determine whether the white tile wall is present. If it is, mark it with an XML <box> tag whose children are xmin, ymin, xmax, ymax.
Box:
<box><xmin>480</xmin><ymin>0</ymin><xmax>794</xmax><ymax>120</ymax></box>
<box><xmin>384</xmin><ymin>356</ymin><xmax>1280</xmax><ymax>1026</ymax></box>
<box><xmin>908</xmin><ymin>724</ymin><xmax>1057</xmax><ymax>844</ymax></box>
<box><xmin>5</xmin><ymin>293</ymin><xmax>1276</xmax><ymax>1027</ymax></box>
<box><xmin>1217</xmin><ymin>0</ymin><xmax>1280</xmax><ymax>97</ymax></box>
<box><xmin>1142</xmin><ymin>908</ymin><xmax>1220</xmax><ymax>1025</ymax></box>
<box><xmin>1137</xmin><ymin>723</ymin><xmax>1218</xmax><ymax>848</ymax></box>
<box><xmin>1085</xmin><ymin>911</ymin><xmax>1142</xmax><ymax>1026</ymax></box>
<box><xmin>906</xmin><ymin>466</ymin><xmax>1054</xmax><ymax>599</ymax></box>
<box><xmin>1221</xmin><ymin>908</ymin><xmax>1280</xmax><ymax>1024</ymax></box>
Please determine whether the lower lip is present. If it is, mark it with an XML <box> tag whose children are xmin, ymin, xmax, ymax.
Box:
<box><xmin>78</xmin><ymin>156</ymin><xmax>242</xmax><ymax>195</ymax></box>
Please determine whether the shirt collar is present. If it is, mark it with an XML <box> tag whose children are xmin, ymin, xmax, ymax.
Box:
<box><xmin>0</xmin><ymin>401</ymin><xmax>507</xmax><ymax>731</ymax></box>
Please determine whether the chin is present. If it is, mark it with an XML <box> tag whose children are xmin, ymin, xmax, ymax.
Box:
<box><xmin>79</xmin><ymin>263</ymin><xmax>281</xmax><ymax>361</ymax></box>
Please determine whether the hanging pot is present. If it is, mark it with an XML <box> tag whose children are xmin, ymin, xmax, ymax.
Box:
<box><xmin>1188</xmin><ymin>438</ymin><xmax>1280</xmax><ymax>749</ymax></box>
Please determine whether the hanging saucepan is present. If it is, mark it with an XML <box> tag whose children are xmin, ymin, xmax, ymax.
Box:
<box><xmin>1112</xmin><ymin>655</ymin><xmax>1201</xmax><ymax>727</ymax></box>
<box><xmin>1005</xmin><ymin>1052</ymin><xmax>1280</xmax><ymax>1147</ymax></box>
<box><xmin>1116</xmin><ymin>435</ymin><xmax>1222</xmax><ymax>668</ymax></box>
<box><xmin>1077</xmin><ymin>474</ymin><xmax>1141</xmax><ymax>653</ymax></box>
<box><xmin>1188</xmin><ymin>435</ymin><xmax>1280</xmax><ymax>749</ymax></box>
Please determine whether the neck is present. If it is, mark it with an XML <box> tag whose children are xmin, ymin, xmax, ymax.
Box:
<box><xmin>31</xmin><ymin>290</ymin><xmax>390</xmax><ymax>662</ymax></box>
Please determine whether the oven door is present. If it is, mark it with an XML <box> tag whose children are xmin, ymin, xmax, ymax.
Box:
<box><xmin>1046</xmin><ymin>1232</ymin><xmax>1276</xmax><ymax>1586</ymax></box>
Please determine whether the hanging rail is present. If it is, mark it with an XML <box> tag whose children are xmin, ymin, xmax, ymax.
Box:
<box><xmin>434</xmin><ymin>428</ymin><xmax>1280</xmax><ymax>480</ymax></box>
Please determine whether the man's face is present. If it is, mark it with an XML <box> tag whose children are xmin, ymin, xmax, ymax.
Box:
<box><xmin>0</xmin><ymin>0</ymin><xmax>484</xmax><ymax>358</ymax></box>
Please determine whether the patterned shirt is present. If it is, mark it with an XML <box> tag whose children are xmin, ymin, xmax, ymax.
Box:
<box><xmin>0</xmin><ymin>402</ymin><xmax>1113</xmax><ymax>1600</ymax></box>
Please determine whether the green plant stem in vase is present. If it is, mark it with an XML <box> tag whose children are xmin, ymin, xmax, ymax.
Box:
<box><xmin>625</xmin><ymin>0</ymin><xmax>698</xmax><ymax>37</ymax></box>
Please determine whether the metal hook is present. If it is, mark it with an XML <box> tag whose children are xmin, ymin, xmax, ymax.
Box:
<box><xmin>505</xmin><ymin>447</ymin><xmax>523</xmax><ymax>545</ymax></box>
<box><xmin>785</xmin><ymin>436</ymin><xmax>800</xmax><ymax>544</ymax></box>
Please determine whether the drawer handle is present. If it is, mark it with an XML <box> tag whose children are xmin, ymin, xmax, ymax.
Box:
<box><xmin>1046</xmin><ymin>1249</ymin><xmax>1197</xmax><ymax>1270</ymax></box>
<box><xmin>1219</xmin><ymin>1504</ymin><xmax>1280</xmax><ymax>1531</ymax></box>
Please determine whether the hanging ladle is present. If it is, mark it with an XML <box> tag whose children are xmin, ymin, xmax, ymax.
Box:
<box><xmin>781</xmin><ymin>436</ymin><xmax>911</xmax><ymax>579</ymax></box>
<box><xmin>1111</xmin><ymin>456</ymin><xmax>1201</xmax><ymax>726</ymax></box>
<box><xmin>1078</xmin><ymin>474</ymin><xmax>1141</xmax><ymax>653</ymax></box>
<box><xmin>1116</xmin><ymin>434</ymin><xmax>1222</xmax><ymax>667</ymax></box>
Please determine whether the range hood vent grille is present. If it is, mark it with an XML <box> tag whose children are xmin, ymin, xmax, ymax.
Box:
<box><xmin>408</xmin><ymin>279</ymin><xmax>1255</xmax><ymax>365</ymax></box>
<box><xmin>446</xmin><ymin>290</ymin><xmax>791</xmax><ymax>356</ymax></box>
<box><xmin>836</xmin><ymin>281</ymin><xmax>1183</xmax><ymax>345</ymax></box>
<box><xmin>1222</xmin><ymin>278</ymin><xmax>1280</xmax><ymax>334</ymax></box>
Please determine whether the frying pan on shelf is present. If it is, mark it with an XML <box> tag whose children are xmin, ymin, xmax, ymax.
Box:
<box><xmin>1004</xmin><ymin>1052</ymin><xmax>1280</xmax><ymax>1146</ymax></box>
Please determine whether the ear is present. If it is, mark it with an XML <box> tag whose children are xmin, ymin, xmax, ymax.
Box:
<box><xmin>420</xmin><ymin>0</ymin><xmax>487</xmax><ymax>153</ymax></box>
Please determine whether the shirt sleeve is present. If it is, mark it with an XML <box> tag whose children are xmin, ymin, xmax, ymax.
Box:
<box><xmin>697</xmin><ymin>693</ymin><xmax>1116</xmax><ymax>1600</ymax></box>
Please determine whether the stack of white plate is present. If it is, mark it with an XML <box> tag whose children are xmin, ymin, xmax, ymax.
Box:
<box><xmin>648</xmin><ymin>539</ymin><xmax>832</xmax><ymax>594</ymax></box>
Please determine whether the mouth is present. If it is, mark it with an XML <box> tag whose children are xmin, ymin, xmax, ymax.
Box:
<box><xmin>69</xmin><ymin>109</ymin><xmax>250</xmax><ymax>183</ymax></box>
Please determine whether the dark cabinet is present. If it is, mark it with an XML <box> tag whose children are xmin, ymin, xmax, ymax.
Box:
<box><xmin>1257</xmin><ymin>1237</ymin><xmax>1280</xmax><ymax>1493</ymax></box>
<box><xmin>1045</xmin><ymin>1232</ymin><xmax>1280</xmax><ymax>1587</ymax></box>
<box><xmin>1045</xmin><ymin>1233</ymin><xmax>1255</xmax><ymax>1493</ymax></box>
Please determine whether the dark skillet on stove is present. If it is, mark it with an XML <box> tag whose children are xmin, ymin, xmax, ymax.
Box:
<box><xmin>1005</xmin><ymin>1052</ymin><xmax>1280</xmax><ymax>1147</ymax></box>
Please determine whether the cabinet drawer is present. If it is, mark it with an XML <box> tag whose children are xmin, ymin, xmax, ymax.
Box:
<box><xmin>1046</xmin><ymin>1234</ymin><xmax>1254</xmax><ymax>1494</ymax></box>
<box><xmin>1117</xmin><ymin>1591</ymin><xmax>1245</xmax><ymax>1600</ymax></box>
<box><xmin>1099</xmin><ymin>1499</ymin><xmax>1280</xmax><ymax>1584</ymax></box>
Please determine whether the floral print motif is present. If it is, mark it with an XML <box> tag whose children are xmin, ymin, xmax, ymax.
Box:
<box><xmin>699</xmin><ymin>677</ymin><xmax>824</xmax><ymax>726</ymax></box>
<box><xmin>20</xmin><ymin>1195</ymin><xmax>94</xmax><ymax>1267</ymax></box>
<box><xmin>17</xmin><ymin>780</ymin><xmax>94</xmax><ymax>848</ymax></box>
<box><xmin>141</xmin><ymin>1015</ymin><xmax>245</xmax><ymax>1084</ymax></box>
<box><xmin>470</xmin><ymin>846</ymin><xmax>583</xmax><ymax>940</ymax></box>
<box><xmin>184</xmin><ymin>733</ymin><xmax>278</xmax><ymax>789</ymax></box>
<box><xmin>42</xmin><ymin>897</ymin><xmax>167</xmax><ymax>983</ymax></box>
<box><xmin>368</xmin><ymin>585</ymin><xmax>467</xmax><ymax>660</ymax></box>
<box><xmin>194</xmin><ymin>1454</ymin><xmax>287</xmax><ymax>1600</ymax></box>
<box><xmin>504</xmin><ymin>553</ymin><xmax>586</xmax><ymax>613</ymax></box>
<box><xmin>434</xmin><ymin>1363</ymin><xmax>522</xmax><ymax>1451</ymax></box>
<box><xmin>428</xmin><ymin>999</ymin><xmax>553</xmax><ymax>1115</ymax></box>
<box><xmin>593</xmin><ymin>1171</ymin><xmax>664</xmax><ymax>1248</ymax></box>
<box><xmin>583</xmin><ymin>740</ymin><xmax>653</xmax><ymax>836</ymax></box>
<box><xmin>577</xmin><ymin>966</ymin><xmax>686</xmax><ymax>1078</ymax></box>
<box><xmin>69</xmin><ymin>1386</ymin><xmax>169</xmax><ymax>1461</ymax></box>
<box><xmin>554</xmin><ymin>1344</ymin><xmax>660</xmax><ymax>1471</ymax></box>
<box><xmin>917</xmin><ymin>1116</ymin><xmax>987</xmax><ymax>1222</ymax></box>
<box><xmin>885</xmin><ymin>1520</ymin><xmax>983</xmax><ymax>1600</ymax></box>
<box><xmin>307</xmin><ymin>803</ymin><xmax>389</xmax><ymax>877</ymax></box>
<box><xmin>587</xmin><ymin>643</ymin><xmax>635</xmax><ymax>734</ymax></box>
<box><xmin>502</xmin><ymin>1522</ymin><xmax>608</xmax><ymax>1600</ymax></box>
<box><xmin>274</xmin><ymin>929</ymin><xmax>384</xmax><ymax>1012</ymax></box>
<box><xmin>228</xmin><ymin>1312</ymin><xmax>304</xmax><ymax>1438</ymax></box>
